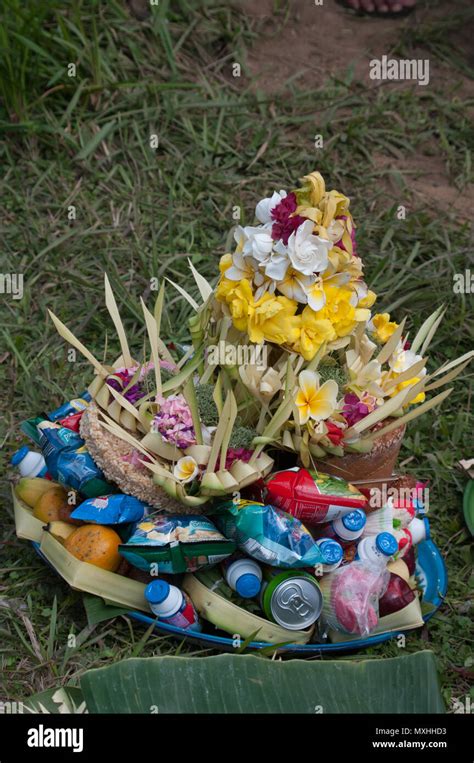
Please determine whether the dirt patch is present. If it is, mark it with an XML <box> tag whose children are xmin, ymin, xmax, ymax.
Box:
<box><xmin>238</xmin><ymin>0</ymin><xmax>474</xmax><ymax>220</ymax></box>
<box><xmin>373</xmin><ymin>153</ymin><xmax>472</xmax><ymax>220</ymax></box>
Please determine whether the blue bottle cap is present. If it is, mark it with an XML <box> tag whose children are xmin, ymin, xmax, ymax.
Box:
<box><xmin>319</xmin><ymin>539</ymin><xmax>343</xmax><ymax>565</ymax></box>
<box><xmin>10</xmin><ymin>446</ymin><xmax>29</xmax><ymax>466</ymax></box>
<box><xmin>376</xmin><ymin>532</ymin><xmax>398</xmax><ymax>557</ymax></box>
<box><xmin>235</xmin><ymin>573</ymin><xmax>261</xmax><ymax>598</ymax></box>
<box><xmin>341</xmin><ymin>510</ymin><xmax>366</xmax><ymax>532</ymax></box>
<box><xmin>145</xmin><ymin>579</ymin><xmax>170</xmax><ymax>604</ymax></box>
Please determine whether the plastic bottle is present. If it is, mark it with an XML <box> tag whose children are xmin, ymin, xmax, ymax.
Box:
<box><xmin>145</xmin><ymin>579</ymin><xmax>201</xmax><ymax>632</ymax></box>
<box><xmin>222</xmin><ymin>556</ymin><xmax>262</xmax><ymax>598</ymax></box>
<box><xmin>391</xmin><ymin>517</ymin><xmax>430</xmax><ymax>558</ymax></box>
<box><xmin>10</xmin><ymin>446</ymin><xmax>48</xmax><ymax>478</ymax></box>
<box><xmin>315</xmin><ymin>538</ymin><xmax>344</xmax><ymax>573</ymax></box>
<box><xmin>331</xmin><ymin>509</ymin><xmax>367</xmax><ymax>544</ymax></box>
<box><xmin>355</xmin><ymin>532</ymin><xmax>398</xmax><ymax>565</ymax></box>
<box><xmin>313</xmin><ymin>508</ymin><xmax>367</xmax><ymax>546</ymax></box>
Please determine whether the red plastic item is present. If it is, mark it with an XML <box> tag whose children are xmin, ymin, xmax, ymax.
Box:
<box><xmin>266</xmin><ymin>468</ymin><xmax>367</xmax><ymax>524</ymax></box>
<box><xmin>59</xmin><ymin>411</ymin><xmax>84</xmax><ymax>432</ymax></box>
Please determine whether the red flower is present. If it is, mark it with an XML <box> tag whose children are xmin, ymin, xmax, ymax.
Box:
<box><xmin>271</xmin><ymin>192</ymin><xmax>305</xmax><ymax>244</ymax></box>
<box><xmin>326</xmin><ymin>421</ymin><xmax>345</xmax><ymax>446</ymax></box>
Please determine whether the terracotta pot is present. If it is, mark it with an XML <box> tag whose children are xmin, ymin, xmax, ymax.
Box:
<box><xmin>313</xmin><ymin>422</ymin><xmax>406</xmax><ymax>491</ymax></box>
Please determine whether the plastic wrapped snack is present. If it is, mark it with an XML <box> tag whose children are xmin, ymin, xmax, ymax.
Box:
<box><xmin>214</xmin><ymin>499</ymin><xmax>324</xmax><ymax>568</ymax></box>
<box><xmin>70</xmin><ymin>494</ymin><xmax>148</xmax><ymax>525</ymax></box>
<box><xmin>36</xmin><ymin>420</ymin><xmax>111</xmax><ymax>497</ymax></box>
<box><xmin>119</xmin><ymin>514</ymin><xmax>236</xmax><ymax>574</ymax></box>
<box><xmin>265</xmin><ymin>468</ymin><xmax>367</xmax><ymax>524</ymax></box>
<box><xmin>319</xmin><ymin>561</ymin><xmax>389</xmax><ymax>637</ymax></box>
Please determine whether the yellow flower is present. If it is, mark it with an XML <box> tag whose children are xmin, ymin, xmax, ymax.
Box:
<box><xmin>358</xmin><ymin>289</ymin><xmax>377</xmax><ymax>309</ymax></box>
<box><xmin>300</xmin><ymin>171</ymin><xmax>326</xmax><ymax>206</ymax></box>
<box><xmin>390</xmin><ymin>377</ymin><xmax>425</xmax><ymax>406</ymax></box>
<box><xmin>295</xmin><ymin>370</ymin><xmax>338</xmax><ymax>425</ymax></box>
<box><xmin>173</xmin><ymin>456</ymin><xmax>199</xmax><ymax>483</ymax></box>
<box><xmin>228</xmin><ymin>278</ymin><xmax>254</xmax><ymax>332</ymax></box>
<box><xmin>216</xmin><ymin>275</ymin><xmax>240</xmax><ymax>304</ymax></box>
<box><xmin>313</xmin><ymin>284</ymin><xmax>357</xmax><ymax>338</ymax></box>
<box><xmin>371</xmin><ymin>313</ymin><xmax>398</xmax><ymax>343</ymax></box>
<box><xmin>248</xmin><ymin>295</ymin><xmax>300</xmax><ymax>346</ymax></box>
<box><xmin>292</xmin><ymin>306</ymin><xmax>336</xmax><ymax>361</ymax></box>
<box><xmin>219</xmin><ymin>253</ymin><xmax>232</xmax><ymax>274</ymax></box>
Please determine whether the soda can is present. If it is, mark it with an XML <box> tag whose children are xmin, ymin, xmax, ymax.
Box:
<box><xmin>260</xmin><ymin>569</ymin><xmax>323</xmax><ymax>630</ymax></box>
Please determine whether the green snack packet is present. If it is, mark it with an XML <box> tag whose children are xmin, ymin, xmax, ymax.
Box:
<box><xmin>119</xmin><ymin>514</ymin><xmax>236</xmax><ymax>574</ymax></box>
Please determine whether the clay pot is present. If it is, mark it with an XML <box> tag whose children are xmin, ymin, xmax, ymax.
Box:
<box><xmin>313</xmin><ymin>422</ymin><xmax>406</xmax><ymax>492</ymax></box>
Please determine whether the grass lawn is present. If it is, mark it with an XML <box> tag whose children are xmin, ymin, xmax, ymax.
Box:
<box><xmin>1</xmin><ymin>0</ymin><xmax>472</xmax><ymax>708</ymax></box>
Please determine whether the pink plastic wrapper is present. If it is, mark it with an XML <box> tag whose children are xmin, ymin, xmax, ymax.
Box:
<box><xmin>319</xmin><ymin>561</ymin><xmax>389</xmax><ymax>637</ymax></box>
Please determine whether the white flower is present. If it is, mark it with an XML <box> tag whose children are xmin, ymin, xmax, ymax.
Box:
<box><xmin>286</xmin><ymin>219</ymin><xmax>331</xmax><ymax>276</ymax></box>
<box><xmin>255</xmin><ymin>190</ymin><xmax>287</xmax><ymax>224</ymax></box>
<box><xmin>225</xmin><ymin>250</ymin><xmax>260</xmax><ymax>281</ymax></box>
<box><xmin>389</xmin><ymin>346</ymin><xmax>426</xmax><ymax>376</ymax></box>
<box><xmin>235</xmin><ymin>224</ymin><xmax>274</xmax><ymax>262</ymax></box>
<box><xmin>261</xmin><ymin>250</ymin><xmax>290</xmax><ymax>281</ymax></box>
<box><xmin>174</xmin><ymin>456</ymin><xmax>199</xmax><ymax>483</ymax></box>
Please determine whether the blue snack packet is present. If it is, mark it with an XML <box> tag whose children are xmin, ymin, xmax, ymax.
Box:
<box><xmin>47</xmin><ymin>392</ymin><xmax>92</xmax><ymax>422</ymax></box>
<box><xmin>71</xmin><ymin>494</ymin><xmax>148</xmax><ymax>524</ymax></box>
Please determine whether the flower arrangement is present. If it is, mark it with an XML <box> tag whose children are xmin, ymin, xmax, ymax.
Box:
<box><xmin>178</xmin><ymin>169</ymin><xmax>473</xmax><ymax>468</ymax></box>
<box><xmin>215</xmin><ymin>171</ymin><xmax>374</xmax><ymax>361</ymax></box>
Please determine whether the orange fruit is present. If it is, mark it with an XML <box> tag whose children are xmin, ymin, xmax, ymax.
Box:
<box><xmin>33</xmin><ymin>487</ymin><xmax>70</xmax><ymax>523</ymax></box>
<box><xmin>64</xmin><ymin>524</ymin><xmax>122</xmax><ymax>572</ymax></box>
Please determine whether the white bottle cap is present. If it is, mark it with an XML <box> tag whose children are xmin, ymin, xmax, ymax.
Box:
<box><xmin>407</xmin><ymin>517</ymin><xmax>429</xmax><ymax>545</ymax></box>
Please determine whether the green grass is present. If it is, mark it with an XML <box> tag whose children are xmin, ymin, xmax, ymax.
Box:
<box><xmin>1</xmin><ymin>0</ymin><xmax>473</xmax><ymax>709</ymax></box>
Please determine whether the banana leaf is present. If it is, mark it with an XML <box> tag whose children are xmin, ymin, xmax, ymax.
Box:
<box><xmin>77</xmin><ymin>651</ymin><xmax>444</xmax><ymax>714</ymax></box>
<box><xmin>22</xmin><ymin>687</ymin><xmax>87</xmax><ymax>714</ymax></box>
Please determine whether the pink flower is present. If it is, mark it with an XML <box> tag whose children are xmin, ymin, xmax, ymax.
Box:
<box><xmin>153</xmin><ymin>394</ymin><xmax>196</xmax><ymax>449</ymax></box>
<box><xmin>342</xmin><ymin>393</ymin><xmax>369</xmax><ymax>426</ymax></box>
<box><xmin>225</xmin><ymin>447</ymin><xmax>253</xmax><ymax>470</ymax></box>
<box><xmin>271</xmin><ymin>192</ymin><xmax>306</xmax><ymax>244</ymax></box>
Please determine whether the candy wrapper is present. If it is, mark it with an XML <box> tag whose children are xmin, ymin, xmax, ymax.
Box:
<box><xmin>70</xmin><ymin>494</ymin><xmax>148</xmax><ymax>525</ymax></box>
<box><xmin>265</xmin><ymin>468</ymin><xmax>367</xmax><ymax>524</ymax></box>
<box><xmin>119</xmin><ymin>514</ymin><xmax>236</xmax><ymax>574</ymax></box>
<box><xmin>319</xmin><ymin>561</ymin><xmax>389</xmax><ymax>637</ymax></box>
<box><xmin>214</xmin><ymin>499</ymin><xmax>324</xmax><ymax>568</ymax></box>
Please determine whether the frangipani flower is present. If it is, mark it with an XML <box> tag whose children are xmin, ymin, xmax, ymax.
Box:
<box><xmin>256</xmin><ymin>190</ymin><xmax>287</xmax><ymax>224</ymax></box>
<box><xmin>173</xmin><ymin>456</ymin><xmax>199</xmax><ymax>483</ymax></box>
<box><xmin>225</xmin><ymin>249</ymin><xmax>260</xmax><ymax>281</ymax></box>
<box><xmin>389</xmin><ymin>346</ymin><xmax>426</xmax><ymax>376</ymax></box>
<box><xmin>285</xmin><ymin>219</ymin><xmax>331</xmax><ymax>276</ymax></box>
<box><xmin>295</xmin><ymin>370</ymin><xmax>338</xmax><ymax>425</ymax></box>
<box><xmin>370</xmin><ymin>313</ymin><xmax>398</xmax><ymax>343</ymax></box>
